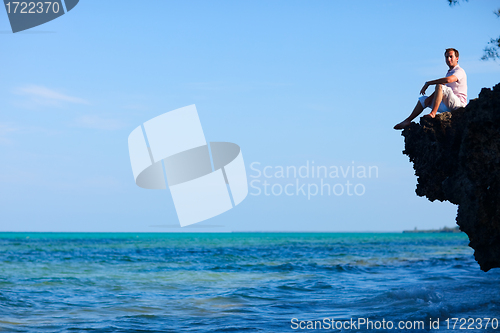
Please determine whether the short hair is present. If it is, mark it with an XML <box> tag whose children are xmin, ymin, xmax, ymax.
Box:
<box><xmin>445</xmin><ymin>48</ymin><xmax>459</xmax><ymax>58</ymax></box>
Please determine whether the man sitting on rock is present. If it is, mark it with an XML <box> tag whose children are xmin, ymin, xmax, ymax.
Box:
<box><xmin>394</xmin><ymin>48</ymin><xmax>467</xmax><ymax>130</ymax></box>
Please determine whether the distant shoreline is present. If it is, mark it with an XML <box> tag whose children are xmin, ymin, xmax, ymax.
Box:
<box><xmin>403</xmin><ymin>226</ymin><xmax>462</xmax><ymax>233</ymax></box>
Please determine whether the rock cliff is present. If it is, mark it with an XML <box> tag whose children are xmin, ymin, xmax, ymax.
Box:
<box><xmin>401</xmin><ymin>83</ymin><xmax>500</xmax><ymax>272</ymax></box>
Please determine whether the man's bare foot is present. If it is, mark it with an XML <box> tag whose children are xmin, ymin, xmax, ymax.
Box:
<box><xmin>423</xmin><ymin>112</ymin><xmax>436</xmax><ymax>119</ymax></box>
<box><xmin>394</xmin><ymin>120</ymin><xmax>411</xmax><ymax>130</ymax></box>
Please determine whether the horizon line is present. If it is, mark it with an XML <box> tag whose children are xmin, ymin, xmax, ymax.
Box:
<box><xmin>0</xmin><ymin>230</ymin><xmax>459</xmax><ymax>234</ymax></box>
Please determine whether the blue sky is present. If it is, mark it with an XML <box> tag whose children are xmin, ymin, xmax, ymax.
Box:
<box><xmin>1</xmin><ymin>0</ymin><xmax>499</xmax><ymax>232</ymax></box>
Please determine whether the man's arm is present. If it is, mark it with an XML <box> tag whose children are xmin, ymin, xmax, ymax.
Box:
<box><xmin>420</xmin><ymin>75</ymin><xmax>458</xmax><ymax>95</ymax></box>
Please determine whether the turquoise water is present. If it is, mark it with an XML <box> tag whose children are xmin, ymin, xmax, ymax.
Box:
<box><xmin>0</xmin><ymin>232</ymin><xmax>499</xmax><ymax>332</ymax></box>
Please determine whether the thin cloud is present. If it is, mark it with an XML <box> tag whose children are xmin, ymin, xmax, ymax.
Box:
<box><xmin>13</xmin><ymin>85</ymin><xmax>89</xmax><ymax>108</ymax></box>
<box><xmin>185</xmin><ymin>81</ymin><xmax>293</xmax><ymax>92</ymax></box>
<box><xmin>75</xmin><ymin>115</ymin><xmax>126</xmax><ymax>130</ymax></box>
<box><xmin>0</xmin><ymin>122</ymin><xmax>18</xmax><ymax>144</ymax></box>
<box><xmin>417</xmin><ymin>57</ymin><xmax>500</xmax><ymax>77</ymax></box>
<box><xmin>460</xmin><ymin>59</ymin><xmax>500</xmax><ymax>74</ymax></box>
<box><xmin>122</xmin><ymin>104</ymin><xmax>149</xmax><ymax>111</ymax></box>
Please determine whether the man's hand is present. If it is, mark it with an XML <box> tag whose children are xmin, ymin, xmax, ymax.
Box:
<box><xmin>420</xmin><ymin>82</ymin><xmax>429</xmax><ymax>95</ymax></box>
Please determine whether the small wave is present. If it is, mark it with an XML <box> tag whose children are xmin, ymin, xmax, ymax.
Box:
<box><xmin>387</xmin><ymin>286</ymin><xmax>444</xmax><ymax>303</ymax></box>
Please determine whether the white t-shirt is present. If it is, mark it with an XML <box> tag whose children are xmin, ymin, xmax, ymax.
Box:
<box><xmin>446</xmin><ymin>64</ymin><xmax>467</xmax><ymax>105</ymax></box>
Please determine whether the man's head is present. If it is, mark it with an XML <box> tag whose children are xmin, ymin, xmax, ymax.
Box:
<box><xmin>445</xmin><ymin>48</ymin><xmax>459</xmax><ymax>68</ymax></box>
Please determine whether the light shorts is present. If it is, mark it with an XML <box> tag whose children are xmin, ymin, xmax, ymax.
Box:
<box><xmin>419</xmin><ymin>85</ymin><xmax>466</xmax><ymax>113</ymax></box>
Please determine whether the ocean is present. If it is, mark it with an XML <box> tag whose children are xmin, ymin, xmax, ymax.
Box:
<box><xmin>0</xmin><ymin>232</ymin><xmax>499</xmax><ymax>332</ymax></box>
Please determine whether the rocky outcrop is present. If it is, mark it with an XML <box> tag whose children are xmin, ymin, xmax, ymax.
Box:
<box><xmin>401</xmin><ymin>83</ymin><xmax>500</xmax><ymax>272</ymax></box>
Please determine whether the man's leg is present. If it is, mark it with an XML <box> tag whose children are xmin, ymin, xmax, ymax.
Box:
<box><xmin>394</xmin><ymin>101</ymin><xmax>424</xmax><ymax>129</ymax></box>
<box><xmin>423</xmin><ymin>84</ymin><xmax>443</xmax><ymax>118</ymax></box>
<box><xmin>394</xmin><ymin>93</ymin><xmax>435</xmax><ymax>130</ymax></box>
